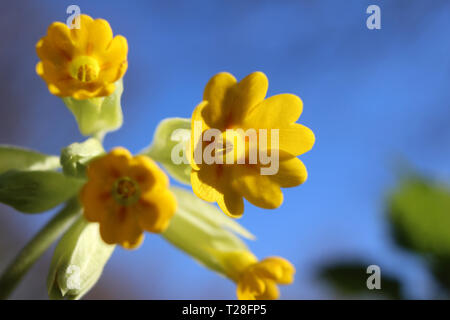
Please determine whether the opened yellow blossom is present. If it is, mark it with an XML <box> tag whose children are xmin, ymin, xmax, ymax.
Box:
<box><xmin>220</xmin><ymin>251</ymin><xmax>295</xmax><ymax>300</ymax></box>
<box><xmin>80</xmin><ymin>148</ymin><xmax>177</xmax><ymax>249</ymax></box>
<box><xmin>36</xmin><ymin>14</ymin><xmax>128</xmax><ymax>99</ymax></box>
<box><xmin>190</xmin><ymin>71</ymin><xmax>315</xmax><ymax>217</ymax></box>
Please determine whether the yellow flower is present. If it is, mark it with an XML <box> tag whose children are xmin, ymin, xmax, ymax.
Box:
<box><xmin>80</xmin><ymin>148</ymin><xmax>177</xmax><ymax>249</ymax></box>
<box><xmin>190</xmin><ymin>71</ymin><xmax>315</xmax><ymax>217</ymax></box>
<box><xmin>36</xmin><ymin>14</ymin><xmax>128</xmax><ymax>99</ymax></box>
<box><xmin>220</xmin><ymin>251</ymin><xmax>295</xmax><ymax>300</ymax></box>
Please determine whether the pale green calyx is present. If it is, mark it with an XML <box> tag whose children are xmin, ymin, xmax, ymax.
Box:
<box><xmin>60</xmin><ymin>138</ymin><xmax>105</xmax><ymax>178</ymax></box>
<box><xmin>142</xmin><ymin>117</ymin><xmax>191</xmax><ymax>185</ymax></box>
<box><xmin>62</xmin><ymin>79</ymin><xmax>124</xmax><ymax>137</ymax></box>
<box><xmin>162</xmin><ymin>187</ymin><xmax>254</xmax><ymax>276</ymax></box>
<box><xmin>47</xmin><ymin>217</ymin><xmax>115</xmax><ymax>300</ymax></box>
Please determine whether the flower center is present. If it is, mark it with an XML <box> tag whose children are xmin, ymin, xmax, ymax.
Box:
<box><xmin>112</xmin><ymin>177</ymin><xmax>141</xmax><ymax>206</ymax></box>
<box><xmin>215</xmin><ymin>130</ymin><xmax>252</xmax><ymax>164</ymax></box>
<box><xmin>69</xmin><ymin>56</ymin><xmax>100</xmax><ymax>82</ymax></box>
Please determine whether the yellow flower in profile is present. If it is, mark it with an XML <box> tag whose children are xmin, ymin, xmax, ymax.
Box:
<box><xmin>80</xmin><ymin>148</ymin><xmax>177</xmax><ymax>249</ymax></box>
<box><xmin>190</xmin><ymin>71</ymin><xmax>315</xmax><ymax>217</ymax></box>
<box><xmin>220</xmin><ymin>251</ymin><xmax>295</xmax><ymax>300</ymax></box>
<box><xmin>36</xmin><ymin>14</ymin><xmax>128</xmax><ymax>99</ymax></box>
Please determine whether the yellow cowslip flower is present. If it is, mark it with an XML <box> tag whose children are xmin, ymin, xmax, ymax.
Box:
<box><xmin>190</xmin><ymin>71</ymin><xmax>315</xmax><ymax>217</ymax></box>
<box><xmin>80</xmin><ymin>148</ymin><xmax>177</xmax><ymax>249</ymax></box>
<box><xmin>220</xmin><ymin>251</ymin><xmax>295</xmax><ymax>300</ymax></box>
<box><xmin>36</xmin><ymin>14</ymin><xmax>128</xmax><ymax>99</ymax></box>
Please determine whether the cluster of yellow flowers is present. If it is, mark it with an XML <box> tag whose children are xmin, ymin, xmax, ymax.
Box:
<box><xmin>32</xmin><ymin>14</ymin><xmax>315</xmax><ymax>300</ymax></box>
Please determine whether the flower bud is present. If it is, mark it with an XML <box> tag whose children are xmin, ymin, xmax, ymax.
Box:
<box><xmin>47</xmin><ymin>217</ymin><xmax>115</xmax><ymax>300</ymax></box>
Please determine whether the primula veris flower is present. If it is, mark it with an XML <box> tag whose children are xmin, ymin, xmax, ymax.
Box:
<box><xmin>80</xmin><ymin>148</ymin><xmax>177</xmax><ymax>249</ymax></box>
<box><xmin>36</xmin><ymin>14</ymin><xmax>128</xmax><ymax>99</ymax></box>
<box><xmin>220</xmin><ymin>251</ymin><xmax>295</xmax><ymax>300</ymax></box>
<box><xmin>190</xmin><ymin>71</ymin><xmax>315</xmax><ymax>217</ymax></box>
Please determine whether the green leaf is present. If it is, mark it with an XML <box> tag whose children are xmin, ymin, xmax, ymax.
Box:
<box><xmin>0</xmin><ymin>145</ymin><xmax>60</xmax><ymax>174</ymax></box>
<box><xmin>0</xmin><ymin>170</ymin><xmax>85</xmax><ymax>213</ymax></box>
<box><xmin>142</xmin><ymin>117</ymin><xmax>191</xmax><ymax>185</ymax></box>
<box><xmin>430</xmin><ymin>257</ymin><xmax>450</xmax><ymax>295</ymax></box>
<box><xmin>47</xmin><ymin>217</ymin><xmax>115</xmax><ymax>300</ymax></box>
<box><xmin>60</xmin><ymin>138</ymin><xmax>105</xmax><ymax>178</ymax></box>
<box><xmin>388</xmin><ymin>177</ymin><xmax>450</xmax><ymax>257</ymax></box>
<box><xmin>162</xmin><ymin>187</ymin><xmax>254</xmax><ymax>275</ymax></box>
<box><xmin>62</xmin><ymin>79</ymin><xmax>123</xmax><ymax>137</ymax></box>
<box><xmin>318</xmin><ymin>262</ymin><xmax>403</xmax><ymax>299</ymax></box>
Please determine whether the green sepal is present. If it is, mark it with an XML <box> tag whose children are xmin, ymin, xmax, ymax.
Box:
<box><xmin>0</xmin><ymin>170</ymin><xmax>85</xmax><ymax>213</ymax></box>
<box><xmin>47</xmin><ymin>217</ymin><xmax>115</xmax><ymax>300</ymax></box>
<box><xmin>62</xmin><ymin>79</ymin><xmax>124</xmax><ymax>137</ymax></box>
<box><xmin>0</xmin><ymin>145</ymin><xmax>60</xmax><ymax>174</ymax></box>
<box><xmin>162</xmin><ymin>187</ymin><xmax>254</xmax><ymax>276</ymax></box>
<box><xmin>60</xmin><ymin>138</ymin><xmax>105</xmax><ymax>178</ymax></box>
<box><xmin>142</xmin><ymin>117</ymin><xmax>191</xmax><ymax>185</ymax></box>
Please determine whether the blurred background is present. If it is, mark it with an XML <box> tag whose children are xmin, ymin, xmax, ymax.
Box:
<box><xmin>0</xmin><ymin>0</ymin><xmax>449</xmax><ymax>299</ymax></box>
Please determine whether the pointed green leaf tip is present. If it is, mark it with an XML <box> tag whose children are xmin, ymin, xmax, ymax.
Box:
<box><xmin>47</xmin><ymin>217</ymin><xmax>115</xmax><ymax>300</ymax></box>
<box><xmin>60</xmin><ymin>138</ymin><xmax>105</xmax><ymax>178</ymax></box>
<box><xmin>62</xmin><ymin>79</ymin><xmax>124</xmax><ymax>137</ymax></box>
<box><xmin>0</xmin><ymin>145</ymin><xmax>60</xmax><ymax>174</ymax></box>
<box><xmin>0</xmin><ymin>170</ymin><xmax>84</xmax><ymax>213</ymax></box>
<box><xmin>142</xmin><ymin>117</ymin><xmax>191</xmax><ymax>185</ymax></box>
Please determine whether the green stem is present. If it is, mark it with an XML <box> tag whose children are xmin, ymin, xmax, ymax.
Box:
<box><xmin>0</xmin><ymin>198</ymin><xmax>81</xmax><ymax>299</ymax></box>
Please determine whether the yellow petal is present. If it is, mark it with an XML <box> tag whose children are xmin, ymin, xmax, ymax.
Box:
<box><xmin>202</xmin><ymin>72</ymin><xmax>237</xmax><ymax>128</ymax></box>
<box><xmin>80</xmin><ymin>182</ymin><xmax>111</xmax><ymax>222</ymax></box>
<box><xmin>136</xmin><ymin>190</ymin><xmax>177</xmax><ymax>233</ymax></box>
<box><xmin>87</xmin><ymin>19</ymin><xmax>113</xmax><ymax>53</ymax></box>
<box><xmin>99</xmin><ymin>206</ymin><xmax>143</xmax><ymax>249</ymax></box>
<box><xmin>100</xmin><ymin>60</ymin><xmax>128</xmax><ymax>83</ymax></box>
<box><xmin>268</xmin><ymin>157</ymin><xmax>308</xmax><ymax>188</ymax></box>
<box><xmin>278</xmin><ymin>123</ymin><xmax>315</xmax><ymax>156</ymax></box>
<box><xmin>243</xmin><ymin>93</ymin><xmax>303</xmax><ymax>128</ymax></box>
<box><xmin>100</xmin><ymin>35</ymin><xmax>128</xmax><ymax>67</ymax></box>
<box><xmin>87</xmin><ymin>147</ymin><xmax>131</xmax><ymax>184</ymax></box>
<box><xmin>190</xmin><ymin>101</ymin><xmax>209</xmax><ymax>171</ymax></box>
<box><xmin>217</xmin><ymin>189</ymin><xmax>244</xmax><ymax>218</ymax></box>
<box><xmin>122</xmin><ymin>233</ymin><xmax>144</xmax><ymax>250</ymax></box>
<box><xmin>255</xmin><ymin>280</ymin><xmax>280</xmax><ymax>300</ymax></box>
<box><xmin>237</xmin><ymin>273</ymin><xmax>265</xmax><ymax>300</ymax></box>
<box><xmin>129</xmin><ymin>155</ymin><xmax>168</xmax><ymax>192</ymax></box>
<box><xmin>44</xmin><ymin>22</ymin><xmax>74</xmax><ymax>59</ymax></box>
<box><xmin>229</xmin><ymin>71</ymin><xmax>268</xmax><ymax>124</ymax></box>
<box><xmin>191</xmin><ymin>166</ymin><xmax>222</xmax><ymax>203</ymax></box>
<box><xmin>232</xmin><ymin>166</ymin><xmax>283</xmax><ymax>209</ymax></box>
<box><xmin>70</xmin><ymin>14</ymin><xmax>94</xmax><ymax>53</ymax></box>
<box><xmin>255</xmin><ymin>257</ymin><xmax>295</xmax><ymax>284</ymax></box>
<box><xmin>191</xmin><ymin>164</ymin><xmax>244</xmax><ymax>217</ymax></box>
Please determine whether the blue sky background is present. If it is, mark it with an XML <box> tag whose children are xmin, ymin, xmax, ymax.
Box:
<box><xmin>0</xmin><ymin>0</ymin><xmax>449</xmax><ymax>299</ymax></box>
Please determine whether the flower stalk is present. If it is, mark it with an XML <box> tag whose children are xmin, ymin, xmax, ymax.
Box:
<box><xmin>0</xmin><ymin>198</ymin><xmax>81</xmax><ymax>299</ymax></box>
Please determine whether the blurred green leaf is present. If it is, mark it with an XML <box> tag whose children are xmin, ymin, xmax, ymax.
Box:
<box><xmin>60</xmin><ymin>138</ymin><xmax>104</xmax><ymax>178</ymax></box>
<box><xmin>388</xmin><ymin>177</ymin><xmax>450</xmax><ymax>257</ymax></box>
<box><xmin>0</xmin><ymin>145</ymin><xmax>60</xmax><ymax>174</ymax></box>
<box><xmin>318</xmin><ymin>262</ymin><xmax>403</xmax><ymax>299</ymax></box>
<box><xmin>62</xmin><ymin>79</ymin><xmax>123</xmax><ymax>137</ymax></box>
<box><xmin>142</xmin><ymin>117</ymin><xmax>191</xmax><ymax>185</ymax></box>
<box><xmin>0</xmin><ymin>170</ymin><xmax>84</xmax><ymax>213</ymax></box>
